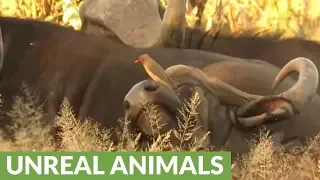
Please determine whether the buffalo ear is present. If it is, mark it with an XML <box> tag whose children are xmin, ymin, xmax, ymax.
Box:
<box><xmin>234</xmin><ymin>96</ymin><xmax>300</xmax><ymax>128</ymax></box>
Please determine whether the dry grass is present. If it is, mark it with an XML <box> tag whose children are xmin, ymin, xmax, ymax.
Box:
<box><xmin>0</xmin><ymin>0</ymin><xmax>82</xmax><ymax>29</ymax></box>
<box><xmin>0</xmin><ymin>86</ymin><xmax>211</xmax><ymax>154</ymax></box>
<box><xmin>174</xmin><ymin>0</ymin><xmax>320</xmax><ymax>41</ymax></box>
<box><xmin>1</xmin><ymin>0</ymin><xmax>320</xmax><ymax>179</ymax></box>
<box><xmin>0</xmin><ymin>84</ymin><xmax>318</xmax><ymax>179</ymax></box>
<box><xmin>233</xmin><ymin>132</ymin><xmax>320</xmax><ymax>180</ymax></box>
<box><xmin>0</xmin><ymin>0</ymin><xmax>320</xmax><ymax>41</ymax></box>
<box><xmin>2</xmin><ymin>0</ymin><xmax>320</xmax><ymax>40</ymax></box>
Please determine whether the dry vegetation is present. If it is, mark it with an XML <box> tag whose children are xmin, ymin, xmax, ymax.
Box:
<box><xmin>1</xmin><ymin>0</ymin><xmax>320</xmax><ymax>179</ymax></box>
<box><xmin>0</xmin><ymin>0</ymin><xmax>82</xmax><ymax>29</ymax></box>
<box><xmin>0</xmin><ymin>83</ymin><xmax>319</xmax><ymax>179</ymax></box>
<box><xmin>2</xmin><ymin>0</ymin><xmax>320</xmax><ymax>40</ymax></box>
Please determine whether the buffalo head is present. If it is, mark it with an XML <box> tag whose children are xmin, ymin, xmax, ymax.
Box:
<box><xmin>80</xmin><ymin>0</ymin><xmax>186</xmax><ymax>48</ymax></box>
<box><xmin>123</xmin><ymin>56</ymin><xmax>319</xmax><ymax>152</ymax></box>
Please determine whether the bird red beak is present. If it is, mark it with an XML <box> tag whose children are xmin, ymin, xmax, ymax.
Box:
<box><xmin>135</xmin><ymin>59</ymin><xmax>140</xmax><ymax>64</ymax></box>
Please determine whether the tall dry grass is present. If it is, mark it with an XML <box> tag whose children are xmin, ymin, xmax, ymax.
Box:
<box><xmin>0</xmin><ymin>0</ymin><xmax>82</xmax><ymax>29</ymax></box>
<box><xmin>2</xmin><ymin>0</ymin><xmax>320</xmax><ymax>40</ymax></box>
<box><xmin>0</xmin><ymin>84</ymin><xmax>318</xmax><ymax>179</ymax></box>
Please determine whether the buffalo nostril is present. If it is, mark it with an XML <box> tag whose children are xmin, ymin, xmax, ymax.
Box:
<box><xmin>124</xmin><ymin>100</ymin><xmax>130</xmax><ymax>110</ymax></box>
<box><xmin>144</xmin><ymin>81</ymin><xmax>159</xmax><ymax>92</ymax></box>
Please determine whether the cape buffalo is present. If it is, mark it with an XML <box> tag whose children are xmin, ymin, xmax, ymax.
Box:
<box><xmin>0</xmin><ymin>15</ymin><xmax>309</xmax><ymax>142</ymax></box>
<box><xmin>0</xmin><ymin>0</ymin><xmax>319</xmax><ymax>153</ymax></box>
<box><xmin>80</xmin><ymin>0</ymin><xmax>320</xmax><ymax>94</ymax></box>
<box><xmin>124</xmin><ymin>54</ymin><xmax>320</xmax><ymax>158</ymax></box>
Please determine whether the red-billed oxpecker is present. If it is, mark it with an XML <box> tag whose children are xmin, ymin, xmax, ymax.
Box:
<box><xmin>135</xmin><ymin>54</ymin><xmax>176</xmax><ymax>89</ymax></box>
<box><xmin>135</xmin><ymin>54</ymin><xmax>181</xmax><ymax>105</ymax></box>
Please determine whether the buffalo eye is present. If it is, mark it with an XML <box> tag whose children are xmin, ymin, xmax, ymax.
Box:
<box><xmin>176</xmin><ymin>86</ymin><xmax>193</xmax><ymax>99</ymax></box>
<box><xmin>123</xmin><ymin>100</ymin><xmax>130</xmax><ymax>110</ymax></box>
<box><xmin>144</xmin><ymin>81</ymin><xmax>159</xmax><ymax>92</ymax></box>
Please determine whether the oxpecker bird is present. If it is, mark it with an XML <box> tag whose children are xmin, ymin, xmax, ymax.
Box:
<box><xmin>135</xmin><ymin>54</ymin><xmax>181</xmax><ymax>105</ymax></box>
<box><xmin>135</xmin><ymin>54</ymin><xmax>176</xmax><ymax>89</ymax></box>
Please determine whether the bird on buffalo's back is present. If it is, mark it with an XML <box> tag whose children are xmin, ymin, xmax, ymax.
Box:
<box><xmin>135</xmin><ymin>54</ymin><xmax>176</xmax><ymax>89</ymax></box>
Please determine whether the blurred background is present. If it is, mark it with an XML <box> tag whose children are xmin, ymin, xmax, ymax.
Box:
<box><xmin>1</xmin><ymin>0</ymin><xmax>320</xmax><ymax>41</ymax></box>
